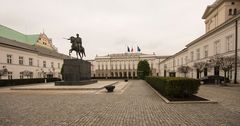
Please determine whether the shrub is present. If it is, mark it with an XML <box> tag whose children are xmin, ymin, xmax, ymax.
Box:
<box><xmin>137</xmin><ymin>60</ymin><xmax>151</xmax><ymax>79</ymax></box>
<box><xmin>146</xmin><ymin>76</ymin><xmax>200</xmax><ymax>98</ymax></box>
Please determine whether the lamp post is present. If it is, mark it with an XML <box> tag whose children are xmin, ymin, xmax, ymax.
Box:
<box><xmin>234</xmin><ymin>19</ymin><xmax>238</xmax><ymax>84</ymax></box>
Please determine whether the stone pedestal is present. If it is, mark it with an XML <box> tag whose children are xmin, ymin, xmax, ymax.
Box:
<box><xmin>55</xmin><ymin>59</ymin><xmax>97</xmax><ymax>86</ymax></box>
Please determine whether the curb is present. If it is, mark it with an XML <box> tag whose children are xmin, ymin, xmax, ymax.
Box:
<box><xmin>11</xmin><ymin>81</ymin><xmax>119</xmax><ymax>91</ymax></box>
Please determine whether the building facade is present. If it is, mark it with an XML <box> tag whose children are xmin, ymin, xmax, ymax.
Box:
<box><xmin>159</xmin><ymin>0</ymin><xmax>240</xmax><ymax>82</ymax></box>
<box><xmin>0</xmin><ymin>25</ymin><xmax>69</xmax><ymax>79</ymax></box>
<box><xmin>89</xmin><ymin>53</ymin><xmax>168</xmax><ymax>78</ymax></box>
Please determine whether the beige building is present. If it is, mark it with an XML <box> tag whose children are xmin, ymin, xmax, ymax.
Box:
<box><xmin>89</xmin><ymin>53</ymin><xmax>168</xmax><ymax>78</ymax></box>
<box><xmin>159</xmin><ymin>0</ymin><xmax>240</xmax><ymax>82</ymax></box>
<box><xmin>0</xmin><ymin>25</ymin><xmax>69</xmax><ymax>79</ymax></box>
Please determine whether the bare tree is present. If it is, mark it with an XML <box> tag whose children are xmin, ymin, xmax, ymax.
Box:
<box><xmin>210</xmin><ymin>55</ymin><xmax>240</xmax><ymax>82</ymax></box>
<box><xmin>177</xmin><ymin>65</ymin><xmax>192</xmax><ymax>77</ymax></box>
<box><xmin>21</xmin><ymin>70</ymin><xmax>33</xmax><ymax>78</ymax></box>
<box><xmin>0</xmin><ymin>66</ymin><xmax>8</xmax><ymax>79</ymax></box>
<box><xmin>193</xmin><ymin>61</ymin><xmax>209</xmax><ymax>78</ymax></box>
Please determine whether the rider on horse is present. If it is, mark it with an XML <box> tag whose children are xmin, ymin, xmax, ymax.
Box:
<box><xmin>68</xmin><ymin>34</ymin><xmax>86</xmax><ymax>59</ymax></box>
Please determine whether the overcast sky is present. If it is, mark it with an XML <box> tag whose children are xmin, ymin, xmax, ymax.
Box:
<box><xmin>0</xmin><ymin>0</ymin><xmax>215</xmax><ymax>59</ymax></box>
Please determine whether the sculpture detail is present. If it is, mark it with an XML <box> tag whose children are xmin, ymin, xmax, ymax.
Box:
<box><xmin>66</xmin><ymin>34</ymin><xmax>86</xmax><ymax>59</ymax></box>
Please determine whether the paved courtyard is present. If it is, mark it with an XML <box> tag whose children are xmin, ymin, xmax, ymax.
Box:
<box><xmin>0</xmin><ymin>80</ymin><xmax>240</xmax><ymax>126</ymax></box>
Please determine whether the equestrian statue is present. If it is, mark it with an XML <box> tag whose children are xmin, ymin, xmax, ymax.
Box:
<box><xmin>65</xmin><ymin>34</ymin><xmax>86</xmax><ymax>59</ymax></box>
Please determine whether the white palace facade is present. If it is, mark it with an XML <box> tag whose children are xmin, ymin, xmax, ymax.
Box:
<box><xmin>0</xmin><ymin>25</ymin><xmax>69</xmax><ymax>79</ymax></box>
<box><xmin>158</xmin><ymin>0</ymin><xmax>240</xmax><ymax>82</ymax></box>
<box><xmin>89</xmin><ymin>53</ymin><xmax>168</xmax><ymax>78</ymax></box>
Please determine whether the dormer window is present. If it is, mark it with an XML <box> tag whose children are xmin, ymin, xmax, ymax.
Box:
<box><xmin>229</xmin><ymin>9</ymin><xmax>232</xmax><ymax>15</ymax></box>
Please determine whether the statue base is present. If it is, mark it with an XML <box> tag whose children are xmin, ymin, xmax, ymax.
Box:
<box><xmin>55</xmin><ymin>79</ymin><xmax>97</xmax><ymax>86</ymax></box>
<box><xmin>55</xmin><ymin>59</ymin><xmax>97</xmax><ymax>86</ymax></box>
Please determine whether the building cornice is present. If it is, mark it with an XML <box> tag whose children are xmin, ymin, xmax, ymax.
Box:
<box><xmin>186</xmin><ymin>14</ymin><xmax>240</xmax><ymax>47</ymax></box>
<box><xmin>202</xmin><ymin>0</ymin><xmax>224</xmax><ymax>19</ymax></box>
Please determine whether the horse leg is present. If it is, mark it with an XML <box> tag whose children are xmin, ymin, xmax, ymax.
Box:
<box><xmin>79</xmin><ymin>52</ymin><xmax>82</xmax><ymax>60</ymax></box>
<box><xmin>69</xmin><ymin>50</ymin><xmax>71</xmax><ymax>56</ymax></box>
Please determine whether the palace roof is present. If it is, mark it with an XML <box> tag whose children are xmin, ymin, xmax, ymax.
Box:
<box><xmin>0</xmin><ymin>24</ymin><xmax>39</xmax><ymax>45</ymax></box>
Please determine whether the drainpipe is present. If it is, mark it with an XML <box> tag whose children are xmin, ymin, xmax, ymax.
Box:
<box><xmin>234</xmin><ymin>19</ymin><xmax>238</xmax><ymax>84</ymax></box>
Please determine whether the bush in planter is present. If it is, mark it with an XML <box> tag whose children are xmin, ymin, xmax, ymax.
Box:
<box><xmin>137</xmin><ymin>60</ymin><xmax>151</xmax><ymax>79</ymax></box>
<box><xmin>146</xmin><ymin>77</ymin><xmax>200</xmax><ymax>98</ymax></box>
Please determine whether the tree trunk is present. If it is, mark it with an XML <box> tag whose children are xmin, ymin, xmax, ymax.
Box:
<box><xmin>224</xmin><ymin>71</ymin><xmax>227</xmax><ymax>83</ymax></box>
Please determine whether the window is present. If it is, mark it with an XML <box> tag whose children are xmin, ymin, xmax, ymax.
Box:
<box><xmin>115</xmin><ymin>64</ymin><xmax>117</xmax><ymax>70</ymax></box>
<box><xmin>51</xmin><ymin>62</ymin><xmax>54</xmax><ymax>68</ymax></box>
<box><xmin>43</xmin><ymin>61</ymin><xmax>46</xmax><ymax>68</ymax></box>
<box><xmin>190</xmin><ymin>51</ymin><xmax>194</xmax><ymax>61</ymax></box>
<box><xmin>111</xmin><ymin>64</ymin><xmax>113</xmax><ymax>69</ymax></box>
<box><xmin>196</xmin><ymin>48</ymin><xmax>200</xmax><ymax>60</ymax></box>
<box><xmin>185</xmin><ymin>56</ymin><xmax>188</xmax><ymax>64</ymax></box>
<box><xmin>29</xmin><ymin>72</ymin><xmax>33</xmax><ymax>78</ymax></box>
<box><xmin>7</xmin><ymin>54</ymin><xmax>12</xmax><ymax>64</ymax></box>
<box><xmin>215</xmin><ymin>41</ymin><xmax>221</xmax><ymax>54</ymax></box>
<box><xmin>102</xmin><ymin>64</ymin><xmax>104</xmax><ymax>70</ymax></box>
<box><xmin>232</xmin><ymin>2</ymin><xmax>235</xmax><ymax>5</ymax></box>
<box><xmin>181</xmin><ymin>58</ymin><xmax>183</xmax><ymax>65</ymax></box>
<box><xmin>98</xmin><ymin>64</ymin><xmax>100</xmax><ymax>70</ymax></box>
<box><xmin>58</xmin><ymin>63</ymin><xmax>60</xmax><ymax>69</ymax></box>
<box><xmin>8</xmin><ymin>72</ymin><xmax>12</xmax><ymax>80</ymax></box>
<box><xmin>226</xmin><ymin>35</ymin><xmax>234</xmax><ymax>51</ymax></box>
<box><xmin>229</xmin><ymin>9</ymin><xmax>232</xmax><ymax>15</ymax></box>
<box><xmin>29</xmin><ymin>58</ymin><xmax>33</xmax><ymax>66</ymax></box>
<box><xmin>234</xmin><ymin>9</ymin><xmax>237</xmax><ymax>15</ymax></box>
<box><xmin>19</xmin><ymin>56</ymin><xmax>24</xmax><ymax>65</ymax></box>
<box><xmin>37</xmin><ymin>60</ymin><xmax>39</xmax><ymax>67</ymax></box>
<box><xmin>204</xmin><ymin>45</ymin><xmax>209</xmax><ymax>58</ymax></box>
<box><xmin>20</xmin><ymin>72</ymin><xmax>23</xmax><ymax>79</ymax></box>
<box><xmin>106</xmin><ymin>64</ymin><xmax>108</xmax><ymax>70</ymax></box>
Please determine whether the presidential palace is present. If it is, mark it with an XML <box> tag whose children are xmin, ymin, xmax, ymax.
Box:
<box><xmin>0</xmin><ymin>0</ymin><xmax>240</xmax><ymax>82</ymax></box>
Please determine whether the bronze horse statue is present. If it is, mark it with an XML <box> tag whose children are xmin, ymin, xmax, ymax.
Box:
<box><xmin>68</xmin><ymin>36</ymin><xmax>86</xmax><ymax>59</ymax></box>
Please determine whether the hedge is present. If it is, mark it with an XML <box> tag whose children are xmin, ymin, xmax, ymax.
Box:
<box><xmin>0</xmin><ymin>78</ymin><xmax>61</xmax><ymax>87</ymax></box>
<box><xmin>91</xmin><ymin>77</ymin><xmax>138</xmax><ymax>79</ymax></box>
<box><xmin>145</xmin><ymin>76</ymin><xmax>200</xmax><ymax>98</ymax></box>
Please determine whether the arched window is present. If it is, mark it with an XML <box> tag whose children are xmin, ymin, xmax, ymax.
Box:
<box><xmin>234</xmin><ymin>9</ymin><xmax>237</xmax><ymax>15</ymax></box>
<box><xmin>229</xmin><ymin>9</ymin><xmax>232</xmax><ymax>15</ymax></box>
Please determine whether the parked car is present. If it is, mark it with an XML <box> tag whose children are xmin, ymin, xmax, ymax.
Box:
<box><xmin>199</xmin><ymin>75</ymin><xmax>230</xmax><ymax>84</ymax></box>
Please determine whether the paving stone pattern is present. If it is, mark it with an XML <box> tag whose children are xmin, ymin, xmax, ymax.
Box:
<box><xmin>0</xmin><ymin>80</ymin><xmax>240</xmax><ymax>126</ymax></box>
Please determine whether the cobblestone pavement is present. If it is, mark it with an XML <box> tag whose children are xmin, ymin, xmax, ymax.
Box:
<box><xmin>0</xmin><ymin>80</ymin><xmax>240</xmax><ymax>126</ymax></box>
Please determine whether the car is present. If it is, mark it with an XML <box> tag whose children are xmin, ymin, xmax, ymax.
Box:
<box><xmin>199</xmin><ymin>75</ymin><xmax>230</xmax><ymax>84</ymax></box>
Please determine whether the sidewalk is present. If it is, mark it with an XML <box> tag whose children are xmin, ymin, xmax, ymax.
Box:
<box><xmin>0</xmin><ymin>80</ymin><xmax>240</xmax><ymax>126</ymax></box>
